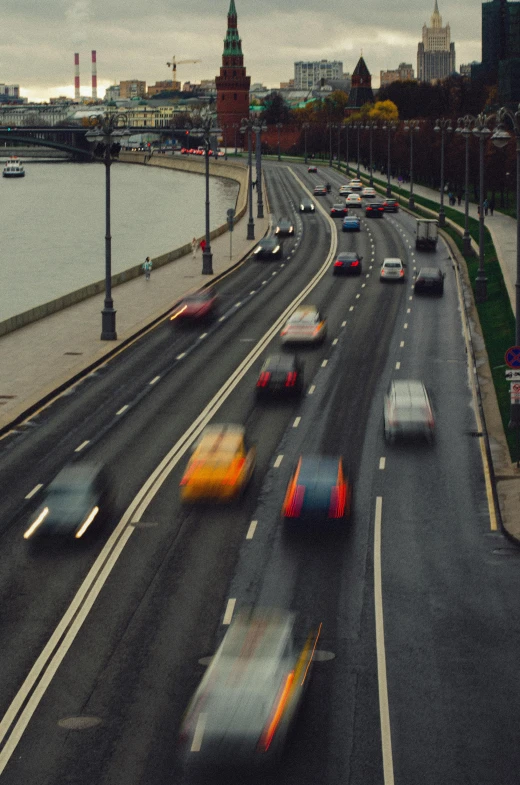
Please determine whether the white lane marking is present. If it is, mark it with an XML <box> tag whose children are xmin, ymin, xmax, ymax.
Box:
<box><xmin>249</xmin><ymin>290</ymin><xmax>256</xmax><ymax>295</ymax></box>
<box><xmin>349</xmin><ymin>306</ymin><xmax>354</xmax><ymax>311</ymax></box>
<box><xmin>374</xmin><ymin>496</ymin><xmax>395</xmax><ymax>785</ymax></box>
<box><xmin>341</xmin><ymin>321</ymin><xmax>347</xmax><ymax>327</ymax></box>
<box><xmin>293</xmin><ymin>417</ymin><xmax>301</xmax><ymax>428</ymax></box>
<box><xmin>404</xmin><ymin>323</ymin><xmax>408</xmax><ymax>329</ymax></box>
<box><xmin>223</xmin><ymin>598</ymin><xmax>236</xmax><ymax>625</ymax></box>
<box><xmin>361</xmin><ymin>283</ymin><xmax>366</xmax><ymax>288</ymax></box>
<box><xmin>332</xmin><ymin>338</ymin><xmax>338</xmax><ymax>345</ymax></box>
<box><xmin>176</xmin><ymin>352</ymin><xmax>186</xmax><ymax>359</ymax></box>
<box><xmin>379</xmin><ymin>457</ymin><xmax>386</xmax><ymax>470</ymax></box>
<box><xmin>190</xmin><ymin>712</ymin><xmax>208</xmax><ymax>752</ymax></box>
<box><xmin>274</xmin><ymin>454</ymin><xmax>284</xmax><ymax>468</ymax></box>
<box><xmin>395</xmin><ymin>361</ymin><xmax>401</xmax><ymax>370</ymax></box>
<box><xmin>198</xmin><ymin>333</ymin><xmax>208</xmax><ymax>340</ymax></box>
<box><xmin>366</xmin><ymin>274</ymin><xmax>370</xmax><ymax>278</ymax></box>
<box><xmin>262</xmin><ymin>280</ymin><xmax>268</xmax><ymax>284</ymax></box>
<box><xmin>149</xmin><ymin>376</ymin><xmax>161</xmax><ymax>385</ymax></box>
<box><xmin>400</xmin><ymin>341</ymin><xmax>405</xmax><ymax>348</ymax></box>
<box><xmin>235</xmin><ymin>302</ymin><xmax>242</xmax><ymax>307</ymax></box>
<box><xmin>321</xmin><ymin>359</ymin><xmax>328</xmax><ymax>367</ymax></box>
<box><xmin>271</xmin><ymin>272</ymin><xmax>277</xmax><ymax>276</ymax></box>
<box><xmin>74</xmin><ymin>440</ymin><xmax>89</xmax><ymax>453</ymax></box>
<box><xmin>218</xmin><ymin>316</ymin><xmax>226</xmax><ymax>322</ymax></box>
<box><xmin>246</xmin><ymin>520</ymin><xmax>258</xmax><ymax>540</ymax></box>
<box><xmin>406</xmin><ymin>308</ymin><xmax>411</xmax><ymax>314</ymax></box>
<box><xmin>356</xmin><ymin>293</ymin><xmax>361</xmax><ymax>299</ymax></box>
<box><xmin>116</xmin><ymin>405</ymin><xmax>129</xmax><ymax>416</ymax></box>
<box><xmin>25</xmin><ymin>484</ymin><xmax>43</xmax><ymax>500</ymax></box>
<box><xmin>308</xmin><ymin>385</ymin><xmax>316</xmax><ymax>395</ymax></box>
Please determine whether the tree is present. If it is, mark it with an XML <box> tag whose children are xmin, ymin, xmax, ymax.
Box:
<box><xmin>368</xmin><ymin>100</ymin><xmax>399</xmax><ymax>121</ymax></box>
<box><xmin>261</xmin><ymin>91</ymin><xmax>291</xmax><ymax>125</ymax></box>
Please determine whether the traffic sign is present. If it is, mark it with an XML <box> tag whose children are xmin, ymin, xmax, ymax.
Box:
<box><xmin>506</xmin><ymin>369</ymin><xmax>520</xmax><ymax>381</ymax></box>
<box><xmin>505</xmin><ymin>346</ymin><xmax>520</xmax><ymax>368</ymax></box>
<box><xmin>511</xmin><ymin>382</ymin><xmax>520</xmax><ymax>402</ymax></box>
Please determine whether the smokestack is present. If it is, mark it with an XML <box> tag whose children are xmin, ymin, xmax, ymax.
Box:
<box><xmin>74</xmin><ymin>52</ymin><xmax>80</xmax><ymax>101</ymax></box>
<box><xmin>91</xmin><ymin>50</ymin><xmax>97</xmax><ymax>101</ymax></box>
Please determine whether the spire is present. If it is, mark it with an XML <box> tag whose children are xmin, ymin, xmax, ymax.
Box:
<box><xmin>223</xmin><ymin>0</ymin><xmax>243</xmax><ymax>56</ymax></box>
<box><xmin>228</xmin><ymin>0</ymin><xmax>237</xmax><ymax>17</ymax></box>
<box><xmin>431</xmin><ymin>0</ymin><xmax>442</xmax><ymax>27</ymax></box>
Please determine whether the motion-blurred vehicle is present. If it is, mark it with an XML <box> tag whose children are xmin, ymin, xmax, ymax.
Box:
<box><xmin>256</xmin><ymin>354</ymin><xmax>304</xmax><ymax>399</ymax></box>
<box><xmin>280</xmin><ymin>305</ymin><xmax>327</xmax><ymax>345</ymax></box>
<box><xmin>180</xmin><ymin>424</ymin><xmax>256</xmax><ymax>502</ymax></box>
<box><xmin>313</xmin><ymin>185</ymin><xmax>328</xmax><ymax>196</ymax></box>
<box><xmin>384</xmin><ymin>379</ymin><xmax>435</xmax><ymax>443</ymax></box>
<box><xmin>179</xmin><ymin>608</ymin><xmax>320</xmax><ymax>772</ymax></box>
<box><xmin>23</xmin><ymin>463</ymin><xmax>114</xmax><ymax>541</ymax></box>
<box><xmin>382</xmin><ymin>198</ymin><xmax>399</xmax><ymax>212</ymax></box>
<box><xmin>342</xmin><ymin>215</ymin><xmax>361</xmax><ymax>232</ymax></box>
<box><xmin>170</xmin><ymin>287</ymin><xmax>219</xmax><ymax>322</ymax></box>
<box><xmin>333</xmin><ymin>252</ymin><xmax>363</xmax><ymax>275</ymax></box>
<box><xmin>365</xmin><ymin>202</ymin><xmax>385</xmax><ymax>218</ymax></box>
<box><xmin>253</xmin><ymin>237</ymin><xmax>283</xmax><ymax>260</ymax></box>
<box><xmin>299</xmin><ymin>198</ymin><xmax>315</xmax><ymax>213</ymax></box>
<box><xmin>348</xmin><ymin>179</ymin><xmax>363</xmax><ymax>191</ymax></box>
<box><xmin>414</xmin><ymin>267</ymin><xmax>445</xmax><ymax>295</ymax></box>
<box><xmin>282</xmin><ymin>455</ymin><xmax>352</xmax><ymax>523</ymax></box>
<box><xmin>330</xmin><ymin>203</ymin><xmax>349</xmax><ymax>217</ymax></box>
<box><xmin>380</xmin><ymin>257</ymin><xmax>405</xmax><ymax>282</ymax></box>
<box><xmin>307</xmin><ymin>165</ymin><xmax>318</xmax><ymax>173</ymax></box>
<box><xmin>361</xmin><ymin>186</ymin><xmax>377</xmax><ymax>198</ymax></box>
<box><xmin>345</xmin><ymin>194</ymin><xmax>362</xmax><ymax>208</ymax></box>
<box><xmin>275</xmin><ymin>217</ymin><xmax>294</xmax><ymax>236</ymax></box>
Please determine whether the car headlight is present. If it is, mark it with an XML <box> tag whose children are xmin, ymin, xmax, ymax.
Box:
<box><xmin>300</xmin><ymin>205</ymin><xmax>304</xmax><ymax>210</ymax></box>
<box><xmin>253</xmin><ymin>246</ymin><xmax>261</xmax><ymax>253</ymax></box>
<box><xmin>273</xmin><ymin>246</ymin><xmax>280</xmax><ymax>254</ymax></box>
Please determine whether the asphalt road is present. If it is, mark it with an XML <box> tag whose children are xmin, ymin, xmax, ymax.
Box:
<box><xmin>1</xmin><ymin>162</ymin><xmax>520</xmax><ymax>785</ymax></box>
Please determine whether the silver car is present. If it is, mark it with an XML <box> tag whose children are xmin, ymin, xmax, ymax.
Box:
<box><xmin>384</xmin><ymin>379</ymin><xmax>435</xmax><ymax>443</ymax></box>
<box><xmin>380</xmin><ymin>257</ymin><xmax>406</xmax><ymax>282</ymax></box>
<box><xmin>280</xmin><ymin>305</ymin><xmax>327</xmax><ymax>345</ymax></box>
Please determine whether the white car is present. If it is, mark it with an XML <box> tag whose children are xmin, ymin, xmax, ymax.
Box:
<box><xmin>339</xmin><ymin>184</ymin><xmax>353</xmax><ymax>195</ymax></box>
<box><xmin>361</xmin><ymin>187</ymin><xmax>377</xmax><ymax>198</ymax></box>
<box><xmin>345</xmin><ymin>194</ymin><xmax>363</xmax><ymax>208</ymax></box>
<box><xmin>380</xmin><ymin>257</ymin><xmax>405</xmax><ymax>282</ymax></box>
<box><xmin>280</xmin><ymin>305</ymin><xmax>327</xmax><ymax>345</ymax></box>
<box><xmin>348</xmin><ymin>180</ymin><xmax>363</xmax><ymax>191</ymax></box>
<box><xmin>384</xmin><ymin>379</ymin><xmax>435</xmax><ymax>443</ymax></box>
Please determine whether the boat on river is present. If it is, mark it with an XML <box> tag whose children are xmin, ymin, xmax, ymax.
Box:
<box><xmin>2</xmin><ymin>156</ymin><xmax>25</xmax><ymax>178</ymax></box>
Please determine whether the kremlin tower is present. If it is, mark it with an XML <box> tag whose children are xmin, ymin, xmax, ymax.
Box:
<box><xmin>345</xmin><ymin>55</ymin><xmax>374</xmax><ymax>111</ymax></box>
<box><xmin>216</xmin><ymin>0</ymin><xmax>251</xmax><ymax>135</ymax></box>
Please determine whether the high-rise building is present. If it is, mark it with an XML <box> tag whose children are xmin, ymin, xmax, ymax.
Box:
<box><xmin>474</xmin><ymin>0</ymin><xmax>520</xmax><ymax>101</ymax></box>
<box><xmin>215</xmin><ymin>0</ymin><xmax>251</xmax><ymax>135</ymax></box>
<box><xmin>417</xmin><ymin>1</ymin><xmax>456</xmax><ymax>82</ymax></box>
<box><xmin>119</xmin><ymin>80</ymin><xmax>147</xmax><ymax>99</ymax></box>
<box><xmin>294</xmin><ymin>61</ymin><xmax>343</xmax><ymax>90</ymax></box>
<box><xmin>345</xmin><ymin>56</ymin><xmax>374</xmax><ymax>111</ymax></box>
<box><xmin>380</xmin><ymin>63</ymin><xmax>415</xmax><ymax>87</ymax></box>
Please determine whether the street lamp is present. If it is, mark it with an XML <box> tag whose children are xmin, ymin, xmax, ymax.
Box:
<box><xmin>336</xmin><ymin>123</ymin><xmax>343</xmax><ymax>172</ymax></box>
<box><xmin>433</xmin><ymin>118</ymin><xmax>453</xmax><ymax>227</ymax></box>
<box><xmin>354</xmin><ymin>121</ymin><xmax>362</xmax><ymax>177</ymax></box>
<box><xmin>404</xmin><ymin>119</ymin><xmax>420</xmax><ymax>209</ymax></box>
<box><xmin>456</xmin><ymin>115</ymin><xmax>476</xmax><ymax>255</ymax></box>
<box><xmin>276</xmin><ymin>122</ymin><xmax>283</xmax><ymax>162</ymax></box>
<box><xmin>192</xmin><ymin>107</ymin><xmax>222</xmax><ymax>275</ymax></box>
<box><xmin>472</xmin><ymin>114</ymin><xmax>492</xmax><ymax>302</ymax></box>
<box><xmin>253</xmin><ymin>119</ymin><xmax>267</xmax><ymax>219</ymax></box>
<box><xmin>382</xmin><ymin>120</ymin><xmax>397</xmax><ymax>196</ymax></box>
<box><xmin>86</xmin><ymin>112</ymin><xmax>130</xmax><ymax>340</ymax></box>
<box><xmin>345</xmin><ymin>122</ymin><xmax>350</xmax><ymax>176</ymax></box>
<box><xmin>364</xmin><ymin>120</ymin><xmax>378</xmax><ymax>186</ymax></box>
<box><xmin>223</xmin><ymin>124</ymin><xmax>228</xmax><ymax>160</ymax></box>
<box><xmin>492</xmin><ymin>104</ymin><xmax>520</xmax><ymax>431</ymax></box>
<box><xmin>302</xmin><ymin>121</ymin><xmax>310</xmax><ymax>164</ymax></box>
<box><xmin>240</xmin><ymin>116</ymin><xmax>255</xmax><ymax>240</ymax></box>
<box><xmin>326</xmin><ymin>122</ymin><xmax>335</xmax><ymax>167</ymax></box>
<box><xmin>232</xmin><ymin>123</ymin><xmax>239</xmax><ymax>155</ymax></box>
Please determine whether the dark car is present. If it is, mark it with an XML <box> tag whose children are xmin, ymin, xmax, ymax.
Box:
<box><xmin>330</xmin><ymin>203</ymin><xmax>349</xmax><ymax>218</ymax></box>
<box><xmin>414</xmin><ymin>267</ymin><xmax>445</xmax><ymax>295</ymax></box>
<box><xmin>170</xmin><ymin>287</ymin><xmax>219</xmax><ymax>322</ymax></box>
<box><xmin>382</xmin><ymin>198</ymin><xmax>399</xmax><ymax>212</ymax></box>
<box><xmin>342</xmin><ymin>215</ymin><xmax>361</xmax><ymax>232</ymax></box>
<box><xmin>256</xmin><ymin>353</ymin><xmax>304</xmax><ymax>399</ymax></box>
<box><xmin>333</xmin><ymin>252</ymin><xmax>363</xmax><ymax>275</ymax></box>
<box><xmin>252</xmin><ymin>236</ymin><xmax>283</xmax><ymax>260</ymax></box>
<box><xmin>300</xmin><ymin>198</ymin><xmax>315</xmax><ymax>213</ymax></box>
<box><xmin>313</xmin><ymin>185</ymin><xmax>328</xmax><ymax>196</ymax></box>
<box><xmin>275</xmin><ymin>217</ymin><xmax>294</xmax><ymax>236</ymax></box>
<box><xmin>307</xmin><ymin>165</ymin><xmax>318</xmax><ymax>173</ymax></box>
<box><xmin>23</xmin><ymin>463</ymin><xmax>114</xmax><ymax>541</ymax></box>
<box><xmin>282</xmin><ymin>455</ymin><xmax>352</xmax><ymax>523</ymax></box>
<box><xmin>365</xmin><ymin>202</ymin><xmax>385</xmax><ymax>218</ymax></box>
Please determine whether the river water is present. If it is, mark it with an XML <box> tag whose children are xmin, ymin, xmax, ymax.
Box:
<box><xmin>0</xmin><ymin>160</ymin><xmax>239</xmax><ymax>322</ymax></box>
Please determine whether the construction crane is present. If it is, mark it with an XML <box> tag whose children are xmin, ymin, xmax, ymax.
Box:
<box><xmin>166</xmin><ymin>56</ymin><xmax>201</xmax><ymax>89</ymax></box>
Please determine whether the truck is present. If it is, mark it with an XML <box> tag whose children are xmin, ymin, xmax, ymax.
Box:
<box><xmin>415</xmin><ymin>218</ymin><xmax>438</xmax><ymax>251</ymax></box>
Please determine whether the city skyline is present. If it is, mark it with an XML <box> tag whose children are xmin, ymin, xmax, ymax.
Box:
<box><xmin>2</xmin><ymin>0</ymin><xmax>481</xmax><ymax>102</ymax></box>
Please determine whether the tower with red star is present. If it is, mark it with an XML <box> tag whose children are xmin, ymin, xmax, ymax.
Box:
<box><xmin>215</xmin><ymin>0</ymin><xmax>251</xmax><ymax>134</ymax></box>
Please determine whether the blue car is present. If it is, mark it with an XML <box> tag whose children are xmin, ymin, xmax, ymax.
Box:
<box><xmin>342</xmin><ymin>216</ymin><xmax>361</xmax><ymax>232</ymax></box>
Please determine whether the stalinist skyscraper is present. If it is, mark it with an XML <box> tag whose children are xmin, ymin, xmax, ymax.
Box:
<box><xmin>417</xmin><ymin>1</ymin><xmax>456</xmax><ymax>82</ymax></box>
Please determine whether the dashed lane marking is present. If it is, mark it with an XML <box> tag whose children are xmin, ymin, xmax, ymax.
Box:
<box><xmin>223</xmin><ymin>598</ymin><xmax>236</xmax><ymax>625</ymax></box>
<box><xmin>274</xmin><ymin>454</ymin><xmax>284</xmax><ymax>468</ymax></box>
<box><xmin>379</xmin><ymin>457</ymin><xmax>386</xmax><ymax>470</ymax></box>
<box><xmin>400</xmin><ymin>341</ymin><xmax>404</xmax><ymax>348</ymax></box>
<box><xmin>25</xmin><ymin>484</ymin><xmax>43</xmax><ymax>500</ymax></box>
<box><xmin>176</xmin><ymin>352</ymin><xmax>186</xmax><ymax>359</ymax></box>
<box><xmin>332</xmin><ymin>338</ymin><xmax>338</xmax><ymax>345</ymax></box>
<box><xmin>395</xmin><ymin>361</ymin><xmax>401</xmax><ymax>369</ymax></box>
<box><xmin>149</xmin><ymin>376</ymin><xmax>161</xmax><ymax>385</ymax></box>
<box><xmin>246</xmin><ymin>520</ymin><xmax>258</xmax><ymax>540</ymax></box>
<box><xmin>74</xmin><ymin>440</ymin><xmax>89</xmax><ymax>453</ymax></box>
<box><xmin>116</xmin><ymin>405</ymin><xmax>129</xmax><ymax>415</ymax></box>
<box><xmin>308</xmin><ymin>385</ymin><xmax>316</xmax><ymax>394</ymax></box>
<box><xmin>321</xmin><ymin>359</ymin><xmax>328</xmax><ymax>367</ymax></box>
<box><xmin>341</xmin><ymin>321</ymin><xmax>347</xmax><ymax>327</ymax></box>
<box><xmin>293</xmin><ymin>417</ymin><xmax>301</xmax><ymax>428</ymax></box>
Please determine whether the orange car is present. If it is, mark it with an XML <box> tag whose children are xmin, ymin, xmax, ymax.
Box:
<box><xmin>180</xmin><ymin>424</ymin><xmax>256</xmax><ymax>502</ymax></box>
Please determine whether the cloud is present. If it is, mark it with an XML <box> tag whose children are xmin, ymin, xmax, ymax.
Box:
<box><xmin>65</xmin><ymin>0</ymin><xmax>92</xmax><ymax>45</ymax></box>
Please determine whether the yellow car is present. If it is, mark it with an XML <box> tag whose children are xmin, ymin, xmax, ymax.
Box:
<box><xmin>180</xmin><ymin>424</ymin><xmax>256</xmax><ymax>502</ymax></box>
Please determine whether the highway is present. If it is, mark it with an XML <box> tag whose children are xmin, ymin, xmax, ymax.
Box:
<box><xmin>1</xmin><ymin>162</ymin><xmax>520</xmax><ymax>785</ymax></box>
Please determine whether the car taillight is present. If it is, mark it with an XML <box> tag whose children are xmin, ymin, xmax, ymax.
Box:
<box><xmin>334</xmin><ymin>260</ymin><xmax>343</xmax><ymax>267</ymax></box>
<box><xmin>329</xmin><ymin>484</ymin><xmax>347</xmax><ymax>518</ymax></box>
<box><xmin>258</xmin><ymin>671</ymin><xmax>295</xmax><ymax>752</ymax></box>
<box><xmin>285</xmin><ymin>371</ymin><xmax>297</xmax><ymax>387</ymax></box>
<box><xmin>257</xmin><ymin>371</ymin><xmax>271</xmax><ymax>387</ymax></box>
<box><xmin>399</xmin><ymin>269</ymin><xmax>404</xmax><ymax>277</ymax></box>
<box><xmin>179</xmin><ymin>460</ymin><xmax>202</xmax><ymax>486</ymax></box>
<box><xmin>381</xmin><ymin>270</ymin><xmax>386</xmax><ymax>276</ymax></box>
<box><xmin>351</xmin><ymin>260</ymin><xmax>359</xmax><ymax>267</ymax></box>
<box><xmin>284</xmin><ymin>485</ymin><xmax>305</xmax><ymax>517</ymax></box>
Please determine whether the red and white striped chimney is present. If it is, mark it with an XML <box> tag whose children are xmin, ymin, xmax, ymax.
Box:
<box><xmin>74</xmin><ymin>52</ymin><xmax>80</xmax><ymax>101</ymax></box>
<box><xmin>91</xmin><ymin>50</ymin><xmax>97</xmax><ymax>101</ymax></box>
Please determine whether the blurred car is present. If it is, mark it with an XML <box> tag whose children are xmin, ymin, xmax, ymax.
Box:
<box><xmin>256</xmin><ymin>354</ymin><xmax>304</xmax><ymax>399</ymax></box>
<box><xmin>384</xmin><ymin>379</ymin><xmax>435</xmax><ymax>443</ymax></box>
<box><xmin>345</xmin><ymin>194</ymin><xmax>363</xmax><ymax>208</ymax></box>
<box><xmin>253</xmin><ymin>236</ymin><xmax>283</xmax><ymax>260</ymax></box>
<box><xmin>361</xmin><ymin>186</ymin><xmax>377</xmax><ymax>198</ymax></box>
<box><xmin>330</xmin><ymin>203</ymin><xmax>349</xmax><ymax>217</ymax></box>
<box><xmin>365</xmin><ymin>202</ymin><xmax>385</xmax><ymax>218</ymax></box>
<box><xmin>280</xmin><ymin>305</ymin><xmax>327</xmax><ymax>345</ymax></box>
<box><xmin>382</xmin><ymin>198</ymin><xmax>399</xmax><ymax>212</ymax></box>
<box><xmin>414</xmin><ymin>267</ymin><xmax>445</xmax><ymax>295</ymax></box>
<box><xmin>380</xmin><ymin>257</ymin><xmax>405</xmax><ymax>282</ymax></box>
<box><xmin>170</xmin><ymin>287</ymin><xmax>219</xmax><ymax>322</ymax></box>
<box><xmin>307</xmin><ymin>165</ymin><xmax>318</xmax><ymax>172</ymax></box>
<box><xmin>282</xmin><ymin>455</ymin><xmax>352</xmax><ymax>523</ymax></box>
<box><xmin>23</xmin><ymin>463</ymin><xmax>114</xmax><ymax>541</ymax></box>
<box><xmin>180</xmin><ymin>424</ymin><xmax>256</xmax><ymax>502</ymax></box>
<box><xmin>299</xmin><ymin>198</ymin><xmax>315</xmax><ymax>213</ymax></box>
<box><xmin>342</xmin><ymin>215</ymin><xmax>361</xmax><ymax>232</ymax></box>
<box><xmin>179</xmin><ymin>608</ymin><xmax>320</xmax><ymax>772</ymax></box>
<box><xmin>339</xmin><ymin>184</ymin><xmax>353</xmax><ymax>196</ymax></box>
<box><xmin>348</xmin><ymin>179</ymin><xmax>363</xmax><ymax>191</ymax></box>
<box><xmin>313</xmin><ymin>185</ymin><xmax>328</xmax><ymax>196</ymax></box>
<box><xmin>333</xmin><ymin>252</ymin><xmax>363</xmax><ymax>275</ymax></box>
<box><xmin>274</xmin><ymin>217</ymin><xmax>294</xmax><ymax>237</ymax></box>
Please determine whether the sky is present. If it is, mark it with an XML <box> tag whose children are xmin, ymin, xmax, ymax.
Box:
<box><xmin>1</xmin><ymin>0</ymin><xmax>482</xmax><ymax>102</ymax></box>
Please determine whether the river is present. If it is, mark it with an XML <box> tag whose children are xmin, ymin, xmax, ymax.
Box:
<box><xmin>0</xmin><ymin>159</ymin><xmax>239</xmax><ymax>322</ymax></box>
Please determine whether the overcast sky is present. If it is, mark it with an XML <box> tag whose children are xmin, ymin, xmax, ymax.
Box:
<box><xmin>2</xmin><ymin>0</ymin><xmax>482</xmax><ymax>102</ymax></box>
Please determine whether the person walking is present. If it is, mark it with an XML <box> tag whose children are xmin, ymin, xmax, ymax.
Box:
<box><xmin>483</xmin><ymin>198</ymin><xmax>489</xmax><ymax>216</ymax></box>
<box><xmin>199</xmin><ymin>238</ymin><xmax>206</xmax><ymax>254</ymax></box>
<box><xmin>457</xmin><ymin>191</ymin><xmax>462</xmax><ymax>206</ymax></box>
<box><xmin>191</xmin><ymin>237</ymin><xmax>198</xmax><ymax>259</ymax></box>
<box><xmin>489</xmin><ymin>195</ymin><xmax>495</xmax><ymax>216</ymax></box>
<box><xmin>143</xmin><ymin>256</ymin><xmax>152</xmax><ymax>281</ymax></box>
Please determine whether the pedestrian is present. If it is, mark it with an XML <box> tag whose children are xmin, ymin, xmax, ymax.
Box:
<box><xmin>142</xmin><ymin>256</ymin><xmax>152</xmax><ymax>281</ymax></box>
<box><xmin>483</xmin><ymin>198</ymin><xmax>489</xmax><ymax>216</ymax></box>
<box><xmin>191</xmin><ymin>237</ymin><xmax>198</xmax><ymax>259</ymax></box>
<box><xmin>199</xmin><ymin>238</ymin><xmax>206</xmax><ymax>254</ymax></box>
<box><xmin>489</xmin><ymin>195</ymin><xmax>495</xmax><ymax>216</ymax></box>
<box><xmin>457</xmin><ymin>191</ymin><xmax>462</xmax><ymax>206</ymax></box>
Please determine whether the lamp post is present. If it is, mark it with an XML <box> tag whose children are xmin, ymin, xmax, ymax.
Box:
<box><xmin>302</xmin><ymin>121</ymin><xmax>310</xmax><ymax>164</ymax></box>
<box><xmin>345</xmin><ymin>122</ymin><xmax>350</xmax><ymax>176</ymax></box>
<box><xmin>433</xmin><ymin>118</ymin><xmax>453</xmax><ymax>227</ymax></box>
<box><xmin>223</xmin><ymin>124</ymin><xmax>228</xmax><ymax>160</ymax></box>
<box><xmin>404</xmin><ymin>119</ymin><xmax>420</xmax><ymax>209</ymax></box>
<box><xmin>354</xmin><ymin>121</ymin><xmax>362</xmax><ymax>177</ymax></box>
<box><xmin>382</xmin><ymin>121</ymin><xmax>397</xmax><ymax>196</ymax></box>
<box><xmin>233</xmin><ymin>123</ymin><xmax>238</xmax><ymax>155</ymax></box>
<box><xmin>456</xmin><ymin>115</ymin><xmax>476</xmax><ymax>255</ymax></box>
<box><xmin>326</xmin><ymin>122</ymin><xmax>334</xmax><ymax>167</ymax></box>
<box><xmin>276</xmin><ymin>122</ymin><xmax>283</xmax><ymax>161</ymax></box>
<box><xmin>86</xmin><ymin>112</ymin><xmax>130</xmax><ymax>340</ymax></box>
<box><xmin>336</xmin><ymin>123</ymin><xmax>343</xmax><ymax>172</ymax></box>
<box><xmin>472</xmin><ymin>114</ymin><xmax>492</xmax><ymax>302</ymax></box>
<box><xmin>365</xmin><ymin>120</ymin><xmax>378</xmax><ymax>186</ymax></box>
<box><xmin>240</xmin><ymin>116</ymin><xmax>255</xmax><ymax>240</ymax></box>
<box><xmin>492</xmin><ymin>104</ymin><xmax>520</xmax><ymax>432</ymax></box>
<box><xmin>192</xmin><ymin>107</ymin><xmax>222</xmax><ymax>275</ymax></box>
<box><xmin>253</xmin><ymin>119</ymin><xmax>267</xmax><ymax>219</ymax></box>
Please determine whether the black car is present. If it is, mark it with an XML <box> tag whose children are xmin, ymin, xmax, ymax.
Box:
<box><xmin>333</xmin><ymin>252</ymin><xmax>363</xmax><ymax>276</ymax></box>
<box><xmin>365</xmin><ymin>202</ymin><xmax>385</xmax><ymax>218</ymax></box>
<box><xmin>414</xmin><ymin>267</ymin><xmax>445</xmax><ymax>295</ymax></box>
<box><xmin>23</xmin><ymin>463</ymin><xmax>114</xmax><ymax>541</ymax></box>
<box><xmin>252</xmin><ymin>236</ymin><xmax>283</xmax><ymax>260</ymax></box>
<box><xmin>313</xmin><ymin>185</ymin><xmax>328</xmax><ymax>196</ymax></box>
<box><xmin>382</xmin><ymin>198</ymin><xmax>399</xmax><ymax>212</ymax></box>
<box><xmin>275</xmin><ymin>217</ymin><xmax>294</xmax><ymax>236</ymax></box>
<box><xmin>256</xmin><ymin>354</ymin><xmax>304</xmax><ymax>399</ymax></box>
<box><xmin>300</xmin><ymin>198</ymin><xmax>315</xmax><ymax>213</ymax></box>
<box><xmin>330</xmin><ymin>203</ymin><xmax>349</xmax><ymax>218</ymax></box>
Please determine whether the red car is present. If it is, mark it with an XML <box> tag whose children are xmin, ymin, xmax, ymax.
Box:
<box><xmin>170</xmin><ymin>287</ymin><xmax>218</xmax><ymax>322</ymax></box>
